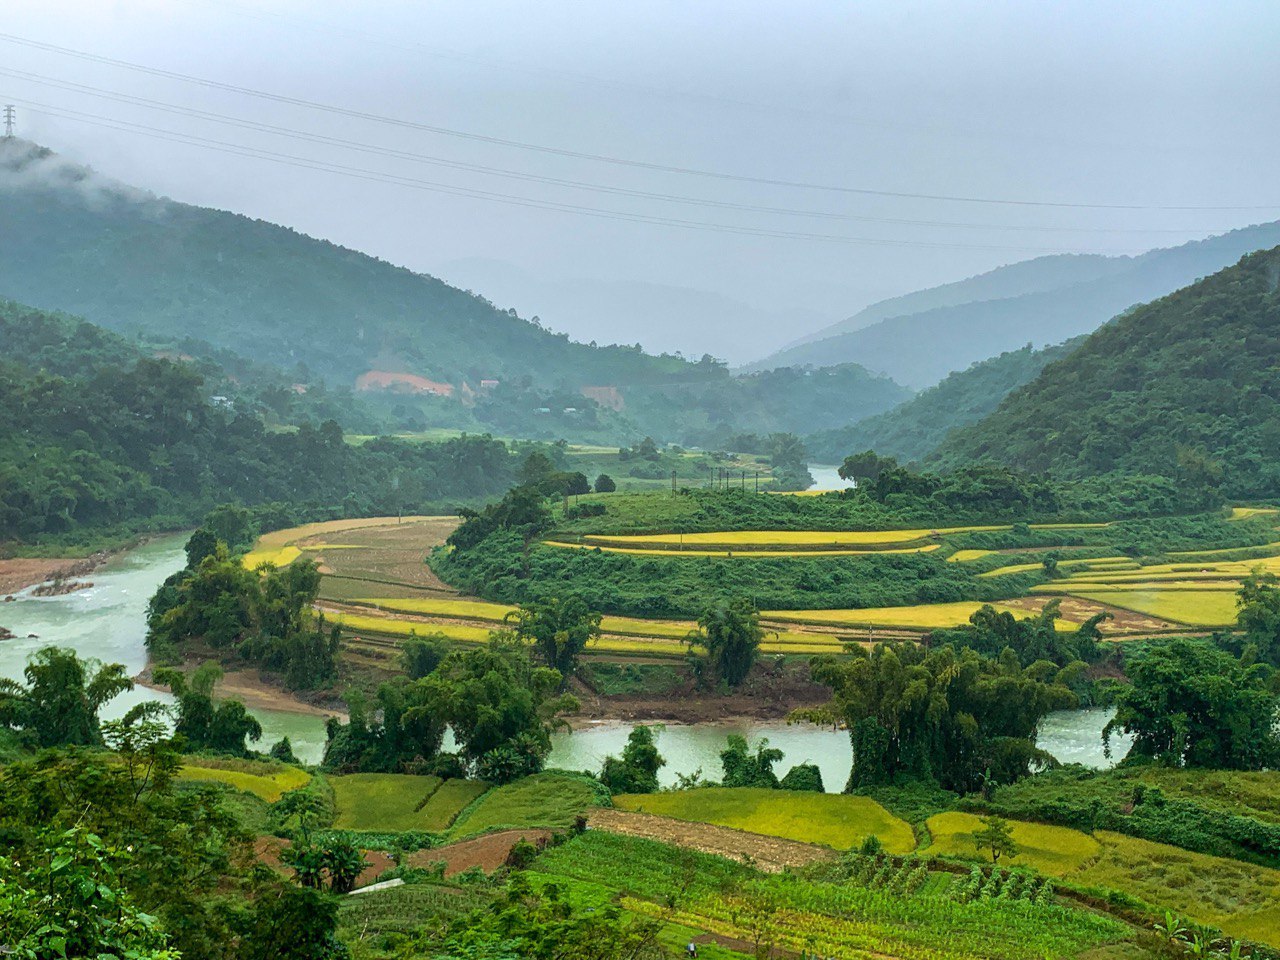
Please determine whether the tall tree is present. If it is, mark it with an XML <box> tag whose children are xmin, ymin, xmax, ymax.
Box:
<box><xmin>0</xmin><ymin>647</ymin><xmax>131</xmax><ymax>748</ymax></box>
<box><xmin>509</xmin><ymin>596</ymin><xmax>602</xmax><ymax>683</ymax></box>
<box><xmin>690</xmin><ymin>599</ymin><xmax>765</xmax><ymax>687</ymax></box>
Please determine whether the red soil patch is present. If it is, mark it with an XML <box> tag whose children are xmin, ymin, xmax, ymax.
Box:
<box><xmin>355</xmin><ymin>370</ymin><xmax>454</xmax><ymax>396</ymax></box>
<box><xmin>406</xmin><ymin>829</ymin><xmax>552</xmax><ymax>877</ymax></box>
<box><xmin>580</xmin><ymin>385</ymin><xmax>624</xmax><ymax>411</ymax></box>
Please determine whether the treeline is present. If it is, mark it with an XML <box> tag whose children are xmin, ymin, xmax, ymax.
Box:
<box><xmin>0</xmin><ymin>303</ymin><xmax>523</xmax><ymax>546</ymax></box>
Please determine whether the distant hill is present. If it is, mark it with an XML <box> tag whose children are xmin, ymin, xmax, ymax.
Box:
<box><xmin>0</xmin><ymin>139</ymin><xmax>906</xmax><ymax>445</ymax></box>
<box><xmin>440</xmin><ymin>257</ymin><xmax>831</xmax><ymax>365</ymax></box>
<box><xmin>930</xmin><ymin>247</ymin><xmax>1280</xmax><ymax>497</ymax></box>
<box><xmin>0</xmin><ymin>138</ymin><xmax>693</xmax><ymax>390</ymax></box>
<box><xmin>747</xmin><ymin>224</ymin><xmax>1280</xmax><ymax>387</ymax></box>
<box><xmin>805</xmin><ymin>338</ymin><xmax>1084</xmax><ymax>464</ymax></box>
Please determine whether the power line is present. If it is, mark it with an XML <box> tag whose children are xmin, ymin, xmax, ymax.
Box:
<box><xmin>0</xmin><ymin>68</ymin><xmax>1218</xmax><ymax>238</ymax></box>
<box><xmin>2</xmin><ymin>31</ymin><xmax>1276</xmax><ymax>213</ymax></box>
<box><xmin>2</xmin><ymin>105</ymin><xmax>13</xmax><ymax>138</ymax></box>
<box><xmin>10</xmin><ymin>97</ymin><xmax>1111</xmax><ymax>253</ymax></box>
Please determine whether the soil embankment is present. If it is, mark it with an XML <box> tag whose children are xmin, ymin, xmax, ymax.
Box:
<box><xmin>0</xmin><ymin>552</ymin><xmax>111</xmax><ymax>597</ymax></box>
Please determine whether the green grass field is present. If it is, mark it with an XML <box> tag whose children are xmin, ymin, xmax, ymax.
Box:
<box><xmin>614</xmin><ymin>787</ymin><xmax>915</xmax><ymax>853</ymax></box>
<box><xmin>926</xmin><ymin>811</ymin><xmax>1100</xmax><ymax>873</ymax></box>
<box><xmin>177</xmin><ymin>760</ymin><xmax>311</xmax><ymax>802</ymax></box>
<box><xmin>447</xmin><ymin>772</ymin><xmax>600</xmax><ymax>839</ymax></box>
<box><xmin>1070</xmin><ymin>589</ymin><xmax>1240</xmax><ymax>626</ymax></box>
<box><xmin>330</xmin><ymin>774</ymin><xmax>487</xmax><ymax>832</ymax></box>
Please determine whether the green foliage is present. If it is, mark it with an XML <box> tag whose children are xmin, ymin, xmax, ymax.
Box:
<box><xmin>933</xmin><ymin>247</ymin><xmax>1280</xmax><ymax>499</ymax></box>
<box><xmin>148</xmin><ymin>535</ymin><xmax>338</xmax><ymax>689</ymax></box>
<box><xmin>600</xmin><ymin>725</ymin><xmax>665</xmax><ymax>795</ymax></box>
<box><xmin>593</xmin><ymin>473</ymin><xmax>616</xmax><ymax>493</ymax></box>
<box><xmin>154</xmin><ymin>662</ymin><xmax>264</xmax><ymax>756</ymax></box>
<box><xmin>1104</xmin><ymin>639</ymin><xmax>1279</xmax><ymax>770</ymax></box>
<box><xmin>324</xmin><ymin>641</ymin><xmax>575</xmax><ymax>784</ymax></box>
<box><xmin>0</xmin><ymin>646</ymin><xmax>131</xmax><ymax>749</ymax></box>
<box><xmin>979</xmin><ymin>765</ymin><xmax>1280</xmax><ymax>868</ymax></box>
<box><xmin>720</xmin><ymin>735</ymin><xmax>783</xmax><ymax>789</ymax></box>
<box><xmin>970</xmin><ymin>815</ymin><xmax>1019</xmax><ymax>864</ymax></box>
<box><xmin>804</xmin><ymin>642</ymin><xmax>1077</xmax><ymax>793</ymax></box>
<box><xmin>1236</xmin><ymin>571</ymin><xmax>1280</xmax><ymax>666</ymax></box>
<box><xmin>807</xmin><ymin>339</ymin><xmax>1085</xmax><ymax>463</ymax></box>
<box><xmin>779</xmin><ymin>762</ymin><xmax>825</xmax><ymax>793</ymax></box>
<box><xmin>0</xmin><ymin>827</ymin><xmax>179</xmax><ymax>960</ymax></box>
<box><xmin>447</xmin><ymin>771</ymin><xmax>603</xmax><ymax>838</ymax></box>
<box><xmin>689</xmin><ymin>598</ymin><xmax>764</xmax><ymax>687</ymax></box>
<box><xmin>0</xmin><ymin>300</ymin><xmax>522</xmax><ymax>547</ymax></box>
<box><xmin>508</xmin><ymin>595</ymin><xmax>602</xmax><ymax>683</ymax></box>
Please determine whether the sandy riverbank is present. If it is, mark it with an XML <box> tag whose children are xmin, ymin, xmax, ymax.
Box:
<box><xmin>136</xmin><ymin>662</ymin><xmax>347</xmax><ymax>720</ymax></box>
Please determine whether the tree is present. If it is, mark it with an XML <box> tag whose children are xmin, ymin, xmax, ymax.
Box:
<box><xmin>153</xmin><ymin>662</ymin><xmax>263</xmax><ymax>755</ymax></box>
<box><xmin>565</xmin><ymin>471</ymin><xmax>591</xmax><ymax>495</ymax></box>
<box><xmin>438</xmin><ymin>641</ymin><xmax>577</xmax><ymax>782</ymax></box>
<box><xmin>601</xmin><ymin>725</ymin><xmax>666</xmax><ymax>794</ymax></box>
<box><xmin>509</xmin><ymin>596</ymin><xmax>602</xmax><ymax>683</ymax></box>
<box><xmin>594</xmin><ymin>473</ymin><xmax>617</xmax><ymax>493</ymax></box>
<box><xmin>0</xmin><ymin>647</ymin><xmax>131</xmax><ymax>748</ymax></box>
<box><xmin>779</xmin><ymin>763</ymin><xmax>824</xmax><ymax>792</ymax></box>
<box><xmin>970</xmin><ymin>815</ymin><xmax>1019</xmax><ymax>864</ymax></box>
<box><xmin>838</xmin><ymin>449</ymin><xmax>898</xmax><ymax>483</ymax></box>
<box><xmin>720</xmin><ymin>735</ymin><xmax>783</xmax><ymax>788</ymax></box>
<box><xmin>1104</xmin><ymin>639</ymin><xmax>1279</xmax><ymax>769</ymax></box>
<box><xmin>799</xmin><ymin>642</ymin><xmax>1074</xmax><ymax>793</ymax></box>
<box><xmin>1236</xmin><ymin>571</ymin><xmax>1280</xmax><ymax>665</ymax></box>
<box><xmin>0</xmin><ymin>828</ymin><xmax>179</xmax><ymax>960</ymax></box>
<box><xmin>689</xmin><ymin>598</ymin><xmax>765</xmax><ymax>687</ymax></box>
<box><xmin>401</xmin><ymin>633</ymin><xmax>448</xmax><ymax>679</ymax></box>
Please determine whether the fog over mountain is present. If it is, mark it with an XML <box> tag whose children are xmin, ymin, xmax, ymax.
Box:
<box><xmin>5</xmin><ymin>0</ymin><xmax>1279</xmax><ymax>355</ymax></box>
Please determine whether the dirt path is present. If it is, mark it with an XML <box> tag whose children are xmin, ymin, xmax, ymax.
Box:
<box><xmin>587</xmin><ymin>809</ymin><xmax>836</xmax><ymax>873</ymax></box>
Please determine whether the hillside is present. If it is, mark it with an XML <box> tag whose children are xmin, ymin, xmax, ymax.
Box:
<box><xmin>749</xmin><ymin>222</ymin><xmax>1280</xmax><ymax>387</ymax></box>
<box><xmin>762</xmin><ymin>252</ymin><xmax>1128</xmax><ymax>358</ymax></box>
<box><xmin>0</xmin><ymin>299</ymin><xmax>520</xmax><ymax>546</ymax></box>
<box><xmin>0</xmin><ymin>139</ymin><xmax>696</xmax><ymax>389</ymax></box>
<box><xmin>805</xmin><ymin>338</ymin><xmax>1084</xmax><ymax>463</ymax></box>
<box><xmin>931</xmin><ymin>247</ymin><xmax>1280</xmax><ymax>497</ymax></box>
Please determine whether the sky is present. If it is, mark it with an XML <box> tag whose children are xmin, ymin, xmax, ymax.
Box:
<box><xmin>3</xmin><ymin>0</ymin><xmax>1279</xmax><ymax>362</ymax></box>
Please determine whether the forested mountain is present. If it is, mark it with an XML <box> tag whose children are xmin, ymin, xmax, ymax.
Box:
<box><xmin>0</xmin><ymin>138</ymin><xmax>911</xmax><ymax>445</ymax></box>
<box><xmin>0</xmin><ymin>299</ymin><xmax>521</xmax><ymax>546</ymax></box>
<box><xmin>0</xmin><ymin>139</ymin><xmax>692</xmax><ymax>389</ymax></box>
<box><xmin>805</xmin><ymin>338</ymin><xmax>1084</xmax><ymax>463</ymax></box>
<box><xmin>931</xmin><ymin>247</ymin><xmax>1280</xmax><ymax>497</ymax></box>
<box><xmin>748</xmin><ymin>222</ymin><xmax>1280</xmax><ymax>387</ymax></box>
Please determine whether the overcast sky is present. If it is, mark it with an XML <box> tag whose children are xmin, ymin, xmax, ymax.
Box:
<box><xmin>4</xmin><ymin>0</ymin><xmax>1279</xmax><ymax>360</ymax></box>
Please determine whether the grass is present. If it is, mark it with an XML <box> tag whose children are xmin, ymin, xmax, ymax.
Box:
<box><xmin>577</xmin><ymin>523</ymin><xmax>1107</xmax><ymax>549</ymax></box>
<box><xmin>928</xmin><ymin>810</ymin><xmax>1280</xmax><ymax>947</ymax></box>
<box><xmin>1078</xmin><ymin>831</ymin><xmax>1280</xmax><ymax>947</ymax></box>
<box><xmin>329</xmin><ymin>773</ymin><xmax>486</xmax><ymax>832</ymax></box>
<box><xmin>613</xmin><ymin>787</ymin><xmax>915</xmax><ymax>853</ymax></box>
<box><xmin>763</xmin><ymin>601</ymin><xmax>1075</xmax><ymax>631</ymax></box>
<box><xmin>925</xmin><ymin>811</ymin><xmax>1100</xmax><ymax>873</ymax></box>
<box><xmin>1069</xmin><ymin>589</ymin><xmax>1239</xmax><ymax>626</ymax></box>
<box><xmin>544</xmin><ymin>540</ymin><xmax>942</xmax><ymax>557</ymax></box>
<box><xmin>447</xmin><ymin>772</ymin><xmax>600</xmax><ymax>839</ymax></box>
<box><xmin>947</xmin><ymin>549</ymin><xmax>993</xmax><ymax>562</ymax></box>
<box><xmin>177</xmin><ymin>760</ymin><xmax>311</xmax><ymax>802</ymax></box>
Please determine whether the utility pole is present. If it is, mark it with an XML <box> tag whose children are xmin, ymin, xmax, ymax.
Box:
<box><xmin>3</xmin><ymin>106</ymin><xmax>14</xmax><ymax>139</ymax></box>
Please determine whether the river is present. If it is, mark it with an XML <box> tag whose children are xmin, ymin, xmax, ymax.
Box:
<box><xmin>0</xmin><ymin>535</ymin><xmax>330</xmax><ymax>764</ymax></box>
<box><xmin>807</xmin><ymin>463</ymin><xmax>856</xmax><ymax>492</ymax></box>
<box><xmin>0</xmin><ymin>537</ymin><xmax>1132</xmax><ymax>780</ymax></box>
<box><xmin>548</xmin><ymin>707</ymin><xmax>1132</xmax><ymax>792</ymax></box>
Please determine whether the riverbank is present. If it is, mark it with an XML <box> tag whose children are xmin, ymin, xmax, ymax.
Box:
<box><xmin>0</xmin><ymin>554</ymin><xmax>107</xmax><ymax>596</ymax></box>
<box><xmin>136</xmin><ymin>659</ymin><xmax>347</xmax><ymax>720</ymax></box>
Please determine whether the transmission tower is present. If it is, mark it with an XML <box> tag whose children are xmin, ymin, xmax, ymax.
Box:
<box><xmin>2</xmin><ymin>106</ymin><xmax>13</xmax><ymax>138</ymax></box>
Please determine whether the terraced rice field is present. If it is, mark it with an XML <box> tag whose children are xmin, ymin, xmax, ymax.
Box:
<box><xmin>330</xmin><ymin>774</ymin><xmax>489</xmax><ymax>832</ymax></box>
<box><xmin>544</xmin><ymin>539</ymin><xmax>943</xmax><ymax>557</ymax></box>
<box><xmin>763</xmin><ymin>600</ymin><xmax>1079</xmax><ymax>631</ymax></box>
<box><xmin>926</xmin><ymin>812</ymin><xmax>1280</xmax><ymax>947</ymax></box>
<box><xmin>614</xmin><ymin>787</ymin><xmax>915</xmax><ymax>853</ymax></box>
<box><xmin>177</xmin><ymin>760</ymin><xmax>312</xmax><ymax>802</ymax></box>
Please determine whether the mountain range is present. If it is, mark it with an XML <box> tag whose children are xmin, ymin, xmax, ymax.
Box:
<box><xmin>748</xmin><ymin>224</ymin><xmax>1280</xmax><ymax>387</ymax></box>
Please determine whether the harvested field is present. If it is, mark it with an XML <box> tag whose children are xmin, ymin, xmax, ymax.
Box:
<box><xmin>587</xmin><ymin>808</ymin><xmax>836</xmax><ymax>873</ymax></box>
<box><xmin>405</xmin><ymin>829</ymin><xmax>553</xmax><ymax>876</ymax></box>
